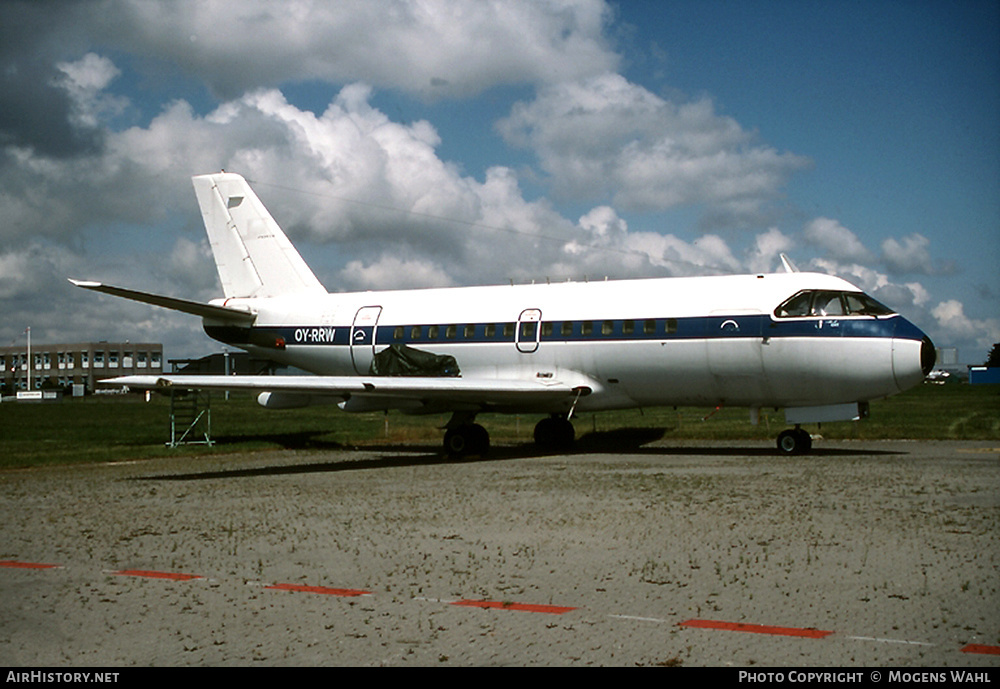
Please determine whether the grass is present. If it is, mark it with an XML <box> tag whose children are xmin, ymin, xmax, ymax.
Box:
<box><xmin>0</xmin><ymin>383</ymin><xmax>997</xmax><ymax>469</ymax></box>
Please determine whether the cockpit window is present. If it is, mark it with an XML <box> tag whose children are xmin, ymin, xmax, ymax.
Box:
<box><xmin>812</xmin><ymin>291</ymin><xmax>845</xmax><ymax>316</ymax></box>
<box><xmin>777</xmin><ymin>291</ymin><xmax>813</xmax><ymax>317</ymax></box>
<box><xmin>842</xmin><ymin>292</ymin><xmax>894</xmax><ymax>316</ymax></box>
<box><xmin>775</xmin><ymin>290</ymin><xmax>895</xmax><ymax>318</ymax></box>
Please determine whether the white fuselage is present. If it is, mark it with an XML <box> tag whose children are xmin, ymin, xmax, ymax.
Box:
<box><xmin>206</xmin><ymin>270</ymin><xmax>931</xmax><ymax>416</ymax></box>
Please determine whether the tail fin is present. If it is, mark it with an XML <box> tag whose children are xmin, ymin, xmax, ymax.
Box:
<box><xmin>192</xmin><ymin>172</ymin><xmax>326</xmax><ymax>299</ymax></box>
<box><xmin>779</xmin><ymin>253</ymin><xmax>799</xmax><ymax>273</ymax></box>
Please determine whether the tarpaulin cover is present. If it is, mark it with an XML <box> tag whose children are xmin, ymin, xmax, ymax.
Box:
<box><xmin>369</xmin><ymin>344</ymin><xmax>461</xmax><ymax>377</ymax></box>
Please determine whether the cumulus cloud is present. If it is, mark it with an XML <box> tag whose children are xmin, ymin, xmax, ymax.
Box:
<box><xmin>746</xmin><ymin>227</ymin><xmax>794</xmax><ymax>274</ymax></box>
<box><xmin>53</xmin><ymin>53</ymin><xmax>128</xmax><ymax>130</ymax></box>
<box><xmin>802</xmin><ymin>217</ymin><xmax>873</xmax><ymax>263</ymax></box>
<box><xmin>74</xmin><ymin>0</ymin><xmax>619</xmax><ymax>100</ymax></box>
<box><xmin>337</xmin><ymin>256</ymin><xmax>455</xmax><ymax>291</ymax></box>
<box><xmin>497</xmin><ymin>73</ymin><xmax>811</xmax><ymax>220</ymax></box>
<box><xmin>932</xmin><ymin>300</ymin><xmax>1000</xmax><ymax>353</ymax></box>
<box><xmin>880</xmin><ymin>233</ymin><xmax>943</xmax><ymax>275</ymax></box>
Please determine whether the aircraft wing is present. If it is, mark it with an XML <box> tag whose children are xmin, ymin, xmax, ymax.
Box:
<box><xmin>101</xmin><ymin>374</ymin><xmax>592</xmax><ymax>411</ymax></box>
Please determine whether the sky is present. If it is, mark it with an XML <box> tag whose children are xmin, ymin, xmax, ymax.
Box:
<box><xmin>1</xmin><ymin>0</ymin><xmax>998</xmax><ymax>366</ymax></box>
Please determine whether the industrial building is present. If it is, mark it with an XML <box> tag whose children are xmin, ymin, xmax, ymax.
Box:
<box><xmin>1</xmin><ymin>341</ymin><xmax>163</xmax><ymax>395</ymax></box>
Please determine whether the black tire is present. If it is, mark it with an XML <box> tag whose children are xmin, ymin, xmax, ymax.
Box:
<box><xmin>776</xmin><ymin>428</ymin><xmax>812</xmax><ymax>455</ymax></box>
<box><xmin>533</xmin><ymin>416</ymin><xmax>575</xmax><ymax>449</ymax></box>
<box><xmin>443</xmin><ymin>424</ymin><xmax>490</xmax><ymax>458</ymax></box>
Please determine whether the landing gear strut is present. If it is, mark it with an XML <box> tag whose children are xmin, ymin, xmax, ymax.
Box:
<box><xmin>776</xmin><ymin>426</ymin><xmax>813</xmax><ymax>455</ymax></box>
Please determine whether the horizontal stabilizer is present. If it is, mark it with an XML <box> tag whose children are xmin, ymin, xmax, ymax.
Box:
<box><xmin>69</xmin><ymin>280</ymin><xmax>256</xmax><ymax>323</ymax></box>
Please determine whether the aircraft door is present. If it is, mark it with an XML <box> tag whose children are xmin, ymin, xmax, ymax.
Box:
<box><xmin>351</xmin><ymin>306</ymin><xmax>383</xmax><ymax>374</ymax></box>
<box><xmin>516</xmin><ymin>308</ymin><xmax>542</xmax><ymax>353</ymax></box>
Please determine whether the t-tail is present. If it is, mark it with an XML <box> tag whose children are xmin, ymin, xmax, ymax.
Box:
<box><xmin>191</xmin><ymin>172</ymin><xmax>327</xmax><ymax>299</ymax></box>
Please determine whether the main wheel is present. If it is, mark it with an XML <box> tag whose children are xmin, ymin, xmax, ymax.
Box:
<box><xmin>443</xmin><ymin>423</ymin><xmax>490</xmax><ymax>458</ymax></box>
<box><xmin>533</xmin><ymin>416</ymin><xmax>575</xmax><ymax>450</ymax></box>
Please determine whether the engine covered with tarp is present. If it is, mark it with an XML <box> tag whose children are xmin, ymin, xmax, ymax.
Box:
<box><xmin>369</xmin><ymin>344</ymin><xmax>461</xmax><ymax>377</ymax></box>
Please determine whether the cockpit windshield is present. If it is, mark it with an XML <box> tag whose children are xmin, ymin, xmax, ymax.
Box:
<box><xmin>774</xmin><ymin>290</ymin><xmax>895</xmax><ymax>318</ymax></box>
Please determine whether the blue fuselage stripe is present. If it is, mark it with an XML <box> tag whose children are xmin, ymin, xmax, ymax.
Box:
<box><xmin>236</xmin><ymin>314</ymin><xmax>914</xmax><ymax>348</ymax></box>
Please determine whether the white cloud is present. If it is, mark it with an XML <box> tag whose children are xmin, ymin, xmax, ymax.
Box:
<box><xmin>746</xmin><ymin>227</ymin><xmax>794</xmax><ymax>274</ymax></box>
<box><xmin>497</xmin><ymin>73</ymin><xmax>811</xmax><ymax>219</ymax></box>
<box><xmin>87</xmin><ymin>0</ymin><xmax>619</xmax><ymax>99</ymax></box>
<box><xmin>802</xmin><ymin>217</ymin><xmax>872</xmax><ymax>263</ymax></box>
<box><xmin>880</xmin><ymin>233</ymin><xmax>935</xmax><ymax>274</ymax></box>
<box><xmin>337</xmin><ymin>256</ymin><xmax>455</xmax><ymax>291</ymax></box>
<box><xmin>932</xmin><ymin>300</ymin><xmax>1000</xmax><ymax>353</ymax></box>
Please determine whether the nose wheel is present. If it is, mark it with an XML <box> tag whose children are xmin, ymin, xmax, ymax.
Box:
<box><xmin>777</xmin><ymin>427</ymin><xmax>813</xmax><ymax>455</ymax></box>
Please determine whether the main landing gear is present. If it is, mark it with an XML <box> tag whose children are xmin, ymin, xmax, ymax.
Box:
<box><xmin>442</xmin><ymin>422</ymin><xmax>490</xmax><ymax>457</ymax></box>
<box><xmin>776</xmin><ymin>426</ymin><xmax>813</xmax><ymax>455</ymax></box>
<box><xmin>442</xmin><ymin>413</ymin><xmax>576</xmax><ymax>458</ymax></box>
<box><xmin>532</xmin><ymin>415</ymin><xmax>575</xmax><ymax>450</ymax></box>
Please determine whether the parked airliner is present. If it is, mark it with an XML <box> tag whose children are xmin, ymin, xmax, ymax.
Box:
<box><xmin>73</xmin><ymin>172</ymin><xmax>935</xmax><ymax>456</ymax></box>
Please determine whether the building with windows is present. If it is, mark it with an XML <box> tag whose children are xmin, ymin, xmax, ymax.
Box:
<box><xmin>1</xmin><ymin>341</ymin><xmax>163</xmax><ymax>395</ymax></box>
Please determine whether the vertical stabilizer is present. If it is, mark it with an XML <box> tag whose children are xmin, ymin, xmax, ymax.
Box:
<box><xmin>192</xmin><ymin>172</ymin><xmax>327</xmax><ymax>299</ymax></box>
<box><xmin>779</xmin><ymin>253</ymin><xmax>799</xmax><ymax>273</ymax></box>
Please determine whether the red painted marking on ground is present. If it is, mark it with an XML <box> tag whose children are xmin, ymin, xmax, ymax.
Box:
<box><xmin>0</xmin><ymin>561</ymin><xmax>59</xmax><ymax>569</ymax></box>
<box><xmin>962</xmin><ymin>643</ymin><xmax>1000</xmax><ymax>656</ymax></box>
<box><xmin>112</xmin><ymin>569</ymin><xmax>202</xmax><ymax>581</ymax></box>
<box><xmin>451</xmin><ymin>600</ymin><xmax>576</xmax><ymax>614</ymax></box>
<box><xmin>680</xmin><ymin>618</ymin><xmax>834</xmax><ymax>639</ymax></box>
<box><xmin>265</xmin><ymin>583</ymin><xmax>371</xmax><ymax>597</ymax></box>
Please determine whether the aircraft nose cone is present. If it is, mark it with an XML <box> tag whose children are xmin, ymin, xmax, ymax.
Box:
<box><xmin>921</xmin><ymin>335</ymin><xmax>936</xmax><ymax>377</ymax></box>
<box><xmin>892</xmin><ymin>321</ymin><xmax>934</xmax><ymax>392</ymax></box>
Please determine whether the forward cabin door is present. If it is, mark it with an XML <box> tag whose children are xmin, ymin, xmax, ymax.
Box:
<box><xmin>351</xmin><ymin>306</ymin><xmax>383</xmax><ymax>374</ymax></box>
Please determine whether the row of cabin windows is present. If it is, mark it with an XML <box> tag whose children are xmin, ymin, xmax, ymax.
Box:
<box><xmin>391</xmin><ymin>319</ymin><xmax>678</xmax><ymax>342</ymax></box>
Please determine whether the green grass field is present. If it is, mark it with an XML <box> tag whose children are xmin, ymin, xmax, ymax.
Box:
<box><xmin>1</xmin><ymin>383</ymin><xmax>997</xmax><ymax>469</ymax></box>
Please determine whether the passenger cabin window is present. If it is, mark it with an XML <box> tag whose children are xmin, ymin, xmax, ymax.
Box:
<box><xmin>775</xmin><ymin>290</ymin><xmax>895</xmax><ymax>318</ymax></box>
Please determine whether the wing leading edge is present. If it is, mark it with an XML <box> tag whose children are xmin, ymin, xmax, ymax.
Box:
<box><xmin>103</xmin><ymin>373</ymin><xmax>593</xmax><ymax>414</ymax></box>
